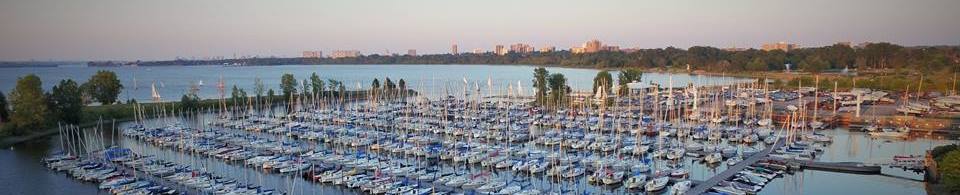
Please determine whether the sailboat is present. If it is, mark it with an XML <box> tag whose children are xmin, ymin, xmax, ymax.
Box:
<box><xmin>151</xmin><ymin>82</ymin><xmax>162</xmax><ymax>102</ymax></box>
<box><xmin>809</xmin><ymin>75</ymin><xmax>827</xmax><ymax>130</ymax></box>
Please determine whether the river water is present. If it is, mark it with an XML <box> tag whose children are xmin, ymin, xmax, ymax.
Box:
<box><xmin>1</xmin><ymin>64</ymin><xmax>957</xmax><ymax>195</ymax></box>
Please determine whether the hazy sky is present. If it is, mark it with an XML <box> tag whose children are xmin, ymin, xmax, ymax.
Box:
<box><xmin>1</xmin><ymin>0</ymin><xmax>958</xmax><ymax>61</ymax></box>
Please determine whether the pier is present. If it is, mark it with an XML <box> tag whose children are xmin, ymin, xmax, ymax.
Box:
<box><xmin>777</xmin><ymin>159</ymin><xmax>881</xmax><ymax>174</ymax></box>
<box><xmin>111</xmin><ymin>160</ymin><xmax>199</xmax><ymax>195</ymax></box>
<box><xmin>685</xmin><ymin>138</ymin><xmax>785</xmax><ymax>195</ymax></box>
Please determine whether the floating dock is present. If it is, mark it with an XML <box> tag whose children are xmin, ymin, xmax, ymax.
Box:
<box><xmin>778</xmin><ymin>159</ymin><xmax>882</xmax><ymax>174</ymax></box>
<box><xmin>684</xmin><ymin>138</ymin><xmax>785</xmax><ymax>195</ymax></box>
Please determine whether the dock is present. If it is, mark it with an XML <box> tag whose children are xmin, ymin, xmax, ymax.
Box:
<box><xmin>776</xmin><ymin>159</ymin><xmax>881</xmax><ymax>174</ymax></box>
<box><xmin>684</xmin><ymin>138</ymin><xmax>785</xmax><ymax>195</ymax></box>
<box><xmin>113</xmin><ymin>163</ymin><xmax>200</xmax><ymax>195</ymax></box>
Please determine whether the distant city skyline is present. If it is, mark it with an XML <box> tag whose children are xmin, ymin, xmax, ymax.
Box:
<box><xmin>1</xmin><ymin>0</ymin><xmax>959</xmax><ymax>61</ymax></box>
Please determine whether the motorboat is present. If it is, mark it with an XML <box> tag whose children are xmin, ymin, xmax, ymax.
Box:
<box><xmin>670</xmin><ymin>180</ymin><xmax>691</xmax><ymax>195</ymax></box>
<box><xmin>645</xmin><ymin>177</ymin><xmax>668</xmax><ymax>192</ymax></box>
<box><xmin>624</xmin><ymin>174</ymin><xmax>647</xmax><ymax>189</ymax></box>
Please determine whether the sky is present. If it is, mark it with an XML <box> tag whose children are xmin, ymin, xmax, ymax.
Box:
<box><xmin>1</xmin><ymin>0</ymin><xmax>958</xmax><ymax>61</ymax></box>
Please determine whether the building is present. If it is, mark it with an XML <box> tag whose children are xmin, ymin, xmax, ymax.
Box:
<box><xmin>836</xmin><ymin>42</ymin><xmax>852</xmax><ymax>47</ymax></box>
<box><xmin>494</xmin><ymin>45</ymin><xmax>508</xmax><ymax>55</ymax></box>
<box><xmin>407</xmin><ymin>49</ymin><xmax>417</xmax><ymax>56</ymax></box>
<box><xmin>723</xmin><ymin>47</ymin><xmax>747</xmax><ymax>52</ymax></box>
<box><xmin>761</xmin><ymin>42</ymin><xmax>798</xmax><ymax>52</ymax></box>
<box><xmin>473</xmin><ymin>48</ymin><xmax>484</xmax><ymax>54</ymax></box>
<box><xmin>572</xmin><ymin>39</ymin><xmax>608</xmax><ymax>54</ymax></box>
<box><xmin>571</xmin><ymin>47</ymin><xmax>587</xmax><ymax>54</ymax></box>
<box><xmin>330</xmin><ymin>50</ymin><xmax>361</xmax><ymax>59</ymax></box>
<box><xmin>451</xmin><ymin>44</ymin><xmax>458</xmax><ymax>55</ymax></box>
<box><xmin>620</xmin><ymin>48</ymin><xmax>639</xmax><ymax>53</ymax></box>
<box><xmin>584</xmin><ymin>39</ymin><xmax>602</xmax><ymax>53</ymax></box>
<box><xmin>302</xmin><ymin>51</ymin><xmax>322</xmax><ymax>58</ymax></box>
<box><xmin>509</xmin><ymin>43</ymin><xmax>534</xmax><ymax>54</ymax></box>
<box><xmin>539</xmin><ymin>46</ymin><xmax>556</xmax><ymax>53</ymax></box>
<box><xmin>601</xmin><ymin>45</ymin><xmax>619</xmax><ymax>52</ymax></box>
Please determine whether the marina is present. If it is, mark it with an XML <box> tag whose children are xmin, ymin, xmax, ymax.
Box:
<box><xmin>4</xmin><ymin>0</ymin><xmax>960</xmax><ymax>194</ymax></box>
<box><xmin>14</xmin><ymin>68</ymin><xmax>955</xmax><ymax>195</ymax></box>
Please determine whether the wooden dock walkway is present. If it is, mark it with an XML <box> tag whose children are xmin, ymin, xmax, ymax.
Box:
<box><xmin>684</xmin><ymin>138</ymin><xmax>784</xmax><ymax>195</ymax></box>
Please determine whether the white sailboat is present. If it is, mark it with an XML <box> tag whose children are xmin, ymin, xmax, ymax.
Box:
<box><xmin>151</xmin><ymin>82</ymin><xmax>162</xmax><ymax>102</ymax></box>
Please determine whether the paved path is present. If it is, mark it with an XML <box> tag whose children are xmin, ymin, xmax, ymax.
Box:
<box><xmin>685</xmin><ymin>138</ymin><xmax>784</xmax><ymax>195</ymax></box>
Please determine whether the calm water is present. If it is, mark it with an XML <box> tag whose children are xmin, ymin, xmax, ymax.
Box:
<box><xmin>759</xmin><ymin>130</ymin><xmax>955</xmax><ymax>195</ymax></box>
<box><xmin>1</xmin><ymin>65</ymin><xmax>956</xmax><ymax>194</ymax></box>
<box><xmin>0</xmin><ymin>64</ymin><xmax>748</xmax><ymax>101</ymax></box>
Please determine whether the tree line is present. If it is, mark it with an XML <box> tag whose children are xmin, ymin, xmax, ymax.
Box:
<box><xmin>212</xmin><ymin>72</ymin><xmax>411</xmax><ymax>115</ymax></box>
<box><xmin>138</xmin><ymin>43</ymin><xmax>959</xmax><ymax>74</ymax></box>
<box><xmin>0</xmin><ymin>70</ymin><xmax>406</xmax><ymax>137</ymax></box>
<box><xmin>530</xmin><ymin>67</ymin><xmax>642</xmax><ymax>109</ymax></box>
<box><xmin>0</xmin><ymin>71</ymin><xmax>122</xmax><ymax>136</ymax></box>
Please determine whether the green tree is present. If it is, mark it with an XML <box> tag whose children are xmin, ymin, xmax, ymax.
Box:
<box><xmin>384</xmin><ymin>77</ymin><xmax>396</xmax><ymax>99</ymax></box>
<box><xmin>0</xmin><ymin>91</ymin><xmax>9</xmax><ymax>123</ymax></box>
<box><xmin>231</xmin><ymin>85</ymin><xmax>242</xmax><ymax>104</ymax></box>
<box><xmin>617</xmin><ymin>68</ymin><xmax>643</xmax><ymax>95</ymax></box>
<box><xmin>371</xmin><ymin>78</ymin><xmax>381</xmax><ymax>99</ymax></box>
<box><xmin>267</xmin><ymin>89</ymin><xmax>275</xmax><ymax>101</ymax></box>
<box><xmin>83</xmin><ymin>70</ymin><xmax>123</xmax><ymax>105</ymax></box>
<box><xmin>593</xmin><ymin>71</ymin><xmax>613</xmax><ymax>96</ymax></box>
<box><xmin>180</xmin><ymin>94</ymin><xmax>199</xmax><ymax>111</ymax></box>
<box><xmin>49</xmin><ymin>79</ymin><xmax>83</xmax><ymax>124</ymax></box>
<box><xmin>533</xmin><ymin>67</ymin><xmax>549</xmax><ymax>105</ymax></box>
<box><xmin>310</xmin><ymin>73</ymin><xmax>324</xmax><ymax>96</ymax></box>
<box><xmin>547</xmin><ymin>73</ymin><xmax>568</xmax><ymax>108</ymax></box>
<box><xmin>9</xmin><ymin>74</ymin><xmax>48</xmax><ymax>134</ymax></box>
<box><xmin>237</xmin><ymin>88</ymin><xmax>247</xmax><ymax>105</ymax></box>
<box><xmin>398</xmin><ymin>79</ymin><xmax>407</xmax><ymax>98</ymax></box>
<box><xmin>253</xmin><ymin>77</ymin><xmax>265</xmax><ymax>101</ymax></box>
<box><xmin>327</xmin><ymin>79</ymin><xmax>341</xmax><ymax>95</ymax></box>
<box><xmin>301</xmin><ymin>79</ymin><xmax>310</xmax><ymax>96</ymax></box>
<box><xmin>279</xmin><ymin>73</ymin><xmax>297</xmax><ymax>101</ymax></box>
<box><xmin>799</xmin><ymin>55</ymin><xmax>829</xmax><ymax>73</ymax></box>
<box><xmin>932</xmin><ymin>144</ymin><xmax>959</xmax><ymax>162</ymax></box>
<box><xmin>239</xmin><ymin>88</ymin><xmax>249</xmax><ymax>103</ymax></box>
<box><xmin>859</xmin><ymin>42</ymin><xmax>903</xmax><ymax>69</ymax></box>
<box><xmin>940</xmin><ymin>150</ymin><xmax>960</xmax><ymax>193</ymax></box>
<box><xmin>745</xmin><ymin>58</ymin><xmax>767</xmax><ymax>71</ymax></box>
<box><xmin>385</xmin><ymin>77</ymin><xmax>396</xmax><ymax>90</ymax></box>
